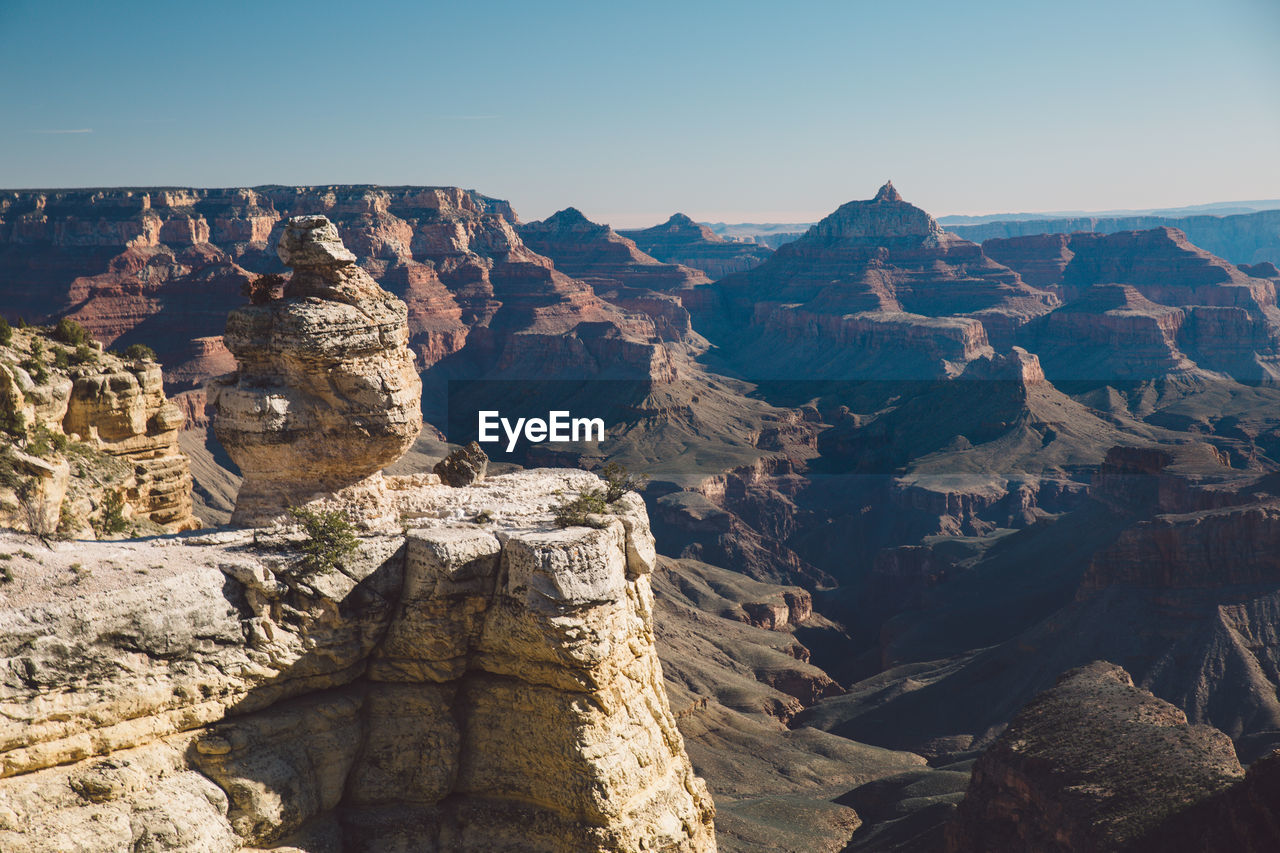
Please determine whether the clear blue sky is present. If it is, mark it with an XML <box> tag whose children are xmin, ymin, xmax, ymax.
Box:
<box><xmin>1</xmin><ymin>0</ymin><xmax>1277</xmax><ymax>227</ymax></box>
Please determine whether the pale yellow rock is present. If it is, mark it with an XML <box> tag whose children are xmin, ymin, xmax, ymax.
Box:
<box><xmin>0</xmin><ymin>470</ymin><xmax>716</xmax><ymax>852</ymax></box>
<box><xmin>208</xmin><ymin>215</ymin><xmax>423</xmax><ymax>526</ymax></box>
<box><xmin>0</xmin><ymin>334</ymin><xmax>197</xmax><ymax>534</ymax></box>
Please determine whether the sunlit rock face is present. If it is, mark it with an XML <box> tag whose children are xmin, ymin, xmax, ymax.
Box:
<box><xmin>208</xmin><ymin>215</ymin><xmax>422</xmax><ymax>525</ymax></box>
<box><xmin>0</xmin><ymin>469</ymin><xmax>716</xmax><ymax>853</ymax></box>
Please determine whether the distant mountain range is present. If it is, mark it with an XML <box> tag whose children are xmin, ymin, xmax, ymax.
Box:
<box><xmin>704</xmin><ymin>198</ymin><xmax>1280</xmax><ymax>265</ymax></box>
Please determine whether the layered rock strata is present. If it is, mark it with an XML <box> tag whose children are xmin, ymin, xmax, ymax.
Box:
<box><xmin>519</xmin><ymin>207</ymin><xmax>711</xmax><ymax>293</ymax></box>
<box><xmin>693</xmin><ymin>183</ymin><xmax>1059</xmax><ymax>378</ymax></box>
<box><xmin>0</xmin><ymin>469</ymin><xmax>716</xmax><ymax>852</ymax></box>
<box><xmin>0</xmin><ymin>326</ymin><xmax>197</xmax><ymax>534</ymax></box>
<box><xmin>208</xmin><ymin>216</ymin><xmax>422</xmax><ymax>525</ymax></box>
<box><xmin>951</xmin><ymin>207</ymin><xmax>1280</xmax><ymax>267</ymax></box>
<box><xmin>1006</xmin><ymin>227</ymin><xmax>1280</xmax><ymax>380</ymax></box>
<box><xmin>0</xmin><ymin>186</ymin><xmax>671</xmax><ymax>391</ymax></box>
<box><xmin>519</xmin><ymin>208</ymin><xmax>711</xmax><ymax>345</ymax></box>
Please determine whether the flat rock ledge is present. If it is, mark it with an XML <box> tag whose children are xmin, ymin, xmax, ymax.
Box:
<box><xmin>0</xmin><ymin>469</ymin><xmax>715</xmax><ymax>853</ymax></box>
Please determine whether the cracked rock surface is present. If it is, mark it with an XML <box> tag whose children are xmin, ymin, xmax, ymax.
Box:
<box><xmin>0</xmin><ymin>469</ymin><xmax>715</xmax><ymax>852</ymax></box>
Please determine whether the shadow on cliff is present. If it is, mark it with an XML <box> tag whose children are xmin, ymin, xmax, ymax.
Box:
<box><xmin>180</xmin><ymin>533</ymin><xmax>413</xmax><ymax>849</ymax></box>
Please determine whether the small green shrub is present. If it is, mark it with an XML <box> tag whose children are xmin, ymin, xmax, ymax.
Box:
<box><xmin>70</xmin><ymin>343</ymin><xmax>97</xmax><ymax>365</ymax></box>
<box><xmin>0</xmin><ymin>317</ymin><xmax>11</xmax><ymax>346</ymax></box>
<box><xmin>0</xmin><ymin>405</ymin><xmax>25</xmax><ymax>439</ymax></box>
<box><xmin>52</xmin><ymin>348</ymin><xmax>69</xmax><ymax>370</ymax></box>
<box><xmin>54</xmin><ymin>317</ymin><xmax>91</xmax><ymax>347</ymax></box>
<box><xmin>15</xmin><ymin>317</ymin><xmax>27</xmax><ymax>329</ymax></box>
<box><xmin>0</xmin><ymin>448</ymin><xmax>23</xmax><ymax>488</ymax></box>
<box><xmin>123</xmin><ymin>343</ymin><xmax>157</xmax><ymax>361</ymax></box>
<box><xmin>57</xmin><ymin>500</ymin><xmax>77</xmax><ymax>538</ymax></box>
<box><xmin>553</xmin><ymin>488</ymin><xmax>609</xmax><ymax>529</ymax></box>
<box><xmin>16</xmin><ymin>478</ymin><xmax>52</xmax><ymax>538</ymax></box>
<box><xmin>288</xmin><ymin>505</ymin><xmax>359</xmax><ymax>573</ymax></box>
<box><xmin>26</xmin><ymin>424</ymin><xmax>57</xmax><ymax>458</ymax></box>
<box><xmin>472</xmin><ymin>509</ymin><xmax>494</xmax><ymax>524</ymax></box>
<box><xmin>600</xmin><ymin>461</ymin><xmax>648</xmax><ymax>503</ymax></box>
<box><xmin>19</xmin><ymin>357</ymin><xmax>48</xmax><ymax>383</ymax></box>
<box><xmin>93</xmin><ymin>490</ymin><xmax>129</xmax><ymax>536</ymax></box>
<box><xmin>29</xmin><ymin>337</ymin><xmax>44</xmax><ymax>359</ymax></box>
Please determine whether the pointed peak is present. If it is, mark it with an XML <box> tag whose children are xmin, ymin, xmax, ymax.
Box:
<box><xmin>666</xmin><ymin>213</ymin><xmax>695</xmax><ymax>226</ymax></box>
<box><xmin>547</xmin><ymin>207</ymin><xmax>593</xmax><ymax>226</ymax></box>
<box><xmin>874</xmin><ymin>181</ymin><xmax>902</xmax><ymax>203</ymax></box>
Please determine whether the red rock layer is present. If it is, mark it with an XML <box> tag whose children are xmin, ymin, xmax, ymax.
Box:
<box><xmin>693</xmin><ymin>182</ymin><xmax>1058</xmax><ymax>377</ymax></box>
<box><xmin>519</xmin><ymin>207</ymin><xmax>710</xmax><ymax>292</ymax></box>
<box><xmin>0</xmin><ymin>186</ymin><xmax>671</xmax><ymax>389</ymax></box>
<box><xmin>982</xmin><ymin>232</ymin><xmax>1074</xmax><ymax>291</ymax></box>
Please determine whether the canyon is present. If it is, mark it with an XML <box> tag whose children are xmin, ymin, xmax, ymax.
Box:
<box><xmin>7</xmin><ymin>184</ymin><xmax>1280</xmax><ymax>850</ymax></box>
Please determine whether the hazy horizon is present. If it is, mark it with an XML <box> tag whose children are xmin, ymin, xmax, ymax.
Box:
<box><xmin>2</xmin><ymin>0</ymin><xmax>1277</xmax><ymax>228</ymax></box>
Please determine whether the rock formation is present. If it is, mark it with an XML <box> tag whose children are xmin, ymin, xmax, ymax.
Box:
<box><xmin>0</xmin><ymin>470</ymin><xmax>715</xmax><ymax>852</ymax></box>
<box><xmin>944</xmin><ymin>662</ymin><xmax>1244</xmax><ymax>852</ymax></box>
<box><xmin>0</xmin><ymin>324</ymin><xmax>197</xmax><ymax>535</ymax></box>
<box><xmin>1009</xmin><ymin>227</ymin><xmax>1280</xmax><ymax>380</ymax></box>
<box><xmin>0</xmin><ymin>187</ymin><xmax>672</xmax><ymax>392</ymax></box>
<box><xmin>519</xmin><ymin>207</ymin><xmax>711</xmax><ymax>293</ymax></box>
<box><xmin>620</xmin><ymin>213</ymin><xmax>774</xmax><ymax>279</ymax></box>
<box><xmin>691</xmin><ymin>183</ymin><xmax>1059</xmax><ymax>378</ymax></box>
<box><xmin>208</xmin><ymin>216</ymin><xmax>423</xmax><ymax>526</ymax></box>
<box><xmin>519</xmin><ymin>208</ymin><xmax>711</xmax><ymax>344</ymax></box>
<box><xmin>433</xmin><ymin>440</ymin><xmax>488</xmax><ymax>486</ymax></box>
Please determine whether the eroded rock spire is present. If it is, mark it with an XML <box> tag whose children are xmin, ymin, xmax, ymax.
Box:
<box><xmin>874</xmin><ymin>179</ymin><xmax>903</xmax><ymax>202</ymax></box>
<box><xmin>209</xmin><ymin>215</ymin><xmax>422</xmax><ymax>525</ymax></box>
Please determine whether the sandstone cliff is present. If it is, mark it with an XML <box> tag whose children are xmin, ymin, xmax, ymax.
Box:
<box><xmin>1007</xmin><ymin>227</ymin><xmax>1280</xmax><ymax>381</ymax></box>
<box><xmin>951</xmin><ymin>207</ymin><xmax>1280</xmax><ymax>267</ymax></box>
<box><xmin>0</xmin><ymin>469</ymin><xmax>715</xmax><ymax>852</ymax></box>
<box><xmin>0</xmin><ymin>324</ymin><xmax>197</xmax><ymax>535</ymax></box>
<box><xmin>519</xmin><ymin>208</ymin><xmax>711</xmax><ymax>345</ymax></box>
<box><xmin>519</xmin><ymin>207</ymin><xmax>711</xmax><ymax>294</ymax></box>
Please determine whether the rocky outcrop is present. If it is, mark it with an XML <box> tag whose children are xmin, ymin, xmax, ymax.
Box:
<box><xmin>945</xmin><ymin>662</ymin><xmax>1244</xmax><ymax>853</ymax></box>
<box><xmin>518</xmin><ymin>208</ymin><xmax>710</xmax><ymax>345</ymax></box>
<box><xmin>1135</xmin><ymin>750</ymin><xmax>1280</xmax><ymax>853</ymax></box>
<box><xmin>0</xmin><ymin>469</ymin><xmax>716</xmax><ymax>852</ymax></box>
<box><xmin>0</xmin><ymin>325</ymin><xmax>197</xmax><ymax>535</ymax></box>
<box><xmin>1028</xmin><ymin>283</ymin><xmax>1197</xmax><ymax>379</ymax></box>
<box><xmin>692</xmin><ymin>183</ymin><xmax>1058</xmax><ymax>378</ymax></box>
<box><xmin>208</xmin><ymin>216</ymin><xmax>422</xmax><ymax>526</ymax></box>
<box><xmin>620</xmin><ymin>214</ymin><xmax>773</xmax><ymax>279</ymax></box>
<box><xmin>982</xmin><ymin>232</ymin><xmax>1074</xmax><ymax>291</ymax></box>
<box><xmin>433</xmin><ymin>440</ymin><xmax>488</xmax><ymax>486</ymax></box>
